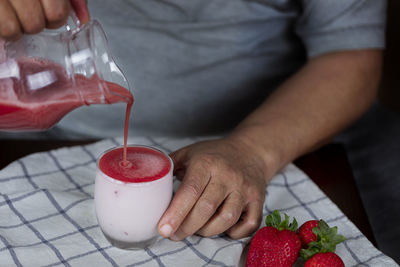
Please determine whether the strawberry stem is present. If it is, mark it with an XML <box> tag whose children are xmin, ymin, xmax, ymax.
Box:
<box><xmin>265</xmin><ymin>210</ymin><xmax>298</xmax><ymax>232</ymax></box>
<box><xmin>299</xmin><ymin>220</ymin><xmax>346</xmax><ymax>260</ymax></box>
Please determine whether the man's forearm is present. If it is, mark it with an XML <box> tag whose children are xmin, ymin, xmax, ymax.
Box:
<box><xmin>228</xmin><ymin>50</ymin><xmax>382</xmax><ymax>181</ymax></box>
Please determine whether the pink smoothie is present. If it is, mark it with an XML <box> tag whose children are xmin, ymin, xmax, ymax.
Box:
<box><xmin>95</xmin><ymin>146</ymin><xmax>173</xmax><ymax>247</ymax></box>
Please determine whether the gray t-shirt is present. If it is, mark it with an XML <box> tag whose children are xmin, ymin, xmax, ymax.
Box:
<box><xmin>3</xmin><ymin>0</ymin><xmax>387</xmax><ymax>139</ymax></box>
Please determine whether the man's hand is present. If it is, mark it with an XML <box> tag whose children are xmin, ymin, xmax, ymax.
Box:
<box><xmin>158</xmin><ymin>137</ymin><xmax>271</xmax><ymax>240</ymax></box>
<box><xmin>0</xmin><ymin>0</ymin><xmax>89</xmax><ymax>41</ymax></box>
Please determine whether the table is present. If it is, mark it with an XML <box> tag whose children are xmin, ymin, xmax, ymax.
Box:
<box><xmin>0</xmin><ymin>139</ymin><xmax>377</xmax><ymax>247</ymax></box>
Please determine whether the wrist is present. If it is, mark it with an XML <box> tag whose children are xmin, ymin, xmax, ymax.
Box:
<box><xmin>227</xmin><ymin>125</ymin><xmax>286</xmax><ymax>183</ymax></box>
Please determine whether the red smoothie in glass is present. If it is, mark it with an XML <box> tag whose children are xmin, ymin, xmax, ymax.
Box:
<box><xmin>99</xmin><ymin>146</ymin><xmax>172</xmax><ymax>183</ymax></box>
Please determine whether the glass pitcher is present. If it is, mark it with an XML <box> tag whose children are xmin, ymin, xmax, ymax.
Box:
<box><xmin>0</xmin><ymin>14</ymin><xmax>133</xmax><ymax>131</ymax></box>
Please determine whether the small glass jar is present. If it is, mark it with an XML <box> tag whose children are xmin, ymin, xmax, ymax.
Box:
<box><xmin>94</xmin><ymin>145</ymin><xmax>173</xmax><ymax>250</ymax></box>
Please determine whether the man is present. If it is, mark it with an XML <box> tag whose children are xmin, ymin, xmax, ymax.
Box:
<box><xmin>0</xmin><ymin>0</ymin><xmax>386</xmax><ymax>248</ymax></box>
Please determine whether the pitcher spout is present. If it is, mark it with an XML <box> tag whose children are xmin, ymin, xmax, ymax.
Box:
<box><xmin>71</xmin><ymin>20</ymin><xmax>133</xmax><ymax>106</ymax></box>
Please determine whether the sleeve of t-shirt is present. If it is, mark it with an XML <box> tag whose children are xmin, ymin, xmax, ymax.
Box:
<box><xmin>295</xmin><ymin>0</ymin><xmax>387</xmax><ymax>58</ymax></box>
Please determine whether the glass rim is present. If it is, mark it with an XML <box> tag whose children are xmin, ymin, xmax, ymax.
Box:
<box><xmin>96</xmin><ymin>144</ymin><xmax>174</xmax><ymax>185</ymax></box>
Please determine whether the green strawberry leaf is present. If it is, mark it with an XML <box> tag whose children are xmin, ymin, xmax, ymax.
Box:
<box><xmin>278</xmin><ymin>213</ymin><xmax>289</xmax><ymax>230</ymax></box>
<box><xmin>265</xmin><ymin>213</ymin><xmax>273</xmax><ymax>227</ymax></box>
<box><xmin>318</xmin><ymin>220</ymin><xmax>330</xmax><ymax>231</ymax></box>
<box><xmin>300</xmin><ymin>220</ymin><xmax>346</xmax><ymax>260</ymax></box>
<box><xmin>300</xmin><ymin>246</ymin><xmax>320</xmax><ymax>260</ymax></box>
<box><xmin>265</xmin><ymin>210</ymin><xmax>298</xmax><ymax>232</ymax></box>
<box><xmin>332</xmin><ymin>234</ymin><xmax>346</xmax><ymax>244</ymax></box>
<box><xmin>289</xmin><ymin>217</ymin><xmax>298</xmax><ymax>232</ymax></box>
<box><xmin>272</xmin><ymin>210</ymin><xmax>282</xmax><ymax>226</ymax></box>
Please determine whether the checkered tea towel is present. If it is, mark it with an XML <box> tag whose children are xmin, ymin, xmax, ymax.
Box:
<box><xmin>0</xmin><ymin>137</ymin><xmax>398</xmax><ymax>267</ymax></box>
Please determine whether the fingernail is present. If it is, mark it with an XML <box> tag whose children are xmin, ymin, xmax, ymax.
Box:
<box><xmin>160</xmin><ymin>224</ymin><xmax>173</xmax><ymax>237</ymax></box>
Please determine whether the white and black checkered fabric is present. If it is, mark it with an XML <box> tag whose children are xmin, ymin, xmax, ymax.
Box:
<box><xmin>0</xmin><ymin>137</ymin><xmax>398</xmax><ymax>267</ymax></box>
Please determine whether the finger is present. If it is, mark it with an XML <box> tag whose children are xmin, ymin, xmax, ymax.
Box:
<box><xmin>171</xmin><ymin>182</ymin><xmax>228</xmax><ymax>241</ymax></box>
<box><xmin>40</xmin><ymin>0</ymin><xmax>70</xmax><ymax>29</ymax></box>
<box><xmin>170</xmin><ymin>146</ymin><xmax>188</xmax><ymax>170</ymax></box>
<box><xmin>0</xmin><ymin>1</ymin><xmax>22</xmax><ymax>40</ymax></box>
<box><xmin>196</xmin><ymin>191</ymin><xmax>245</xmax><ymax>237</ymax></box>
<box><xmin>69</xmin><ymin>0</ymin><xmax>90</xmax><ymax>24</ymax></box>
<box><xmin>226</xmin><ymin>200</ymin><xmax>263</xmax><ymax>239</ymax></box>
<box><xmin>169</xmin><ymin>147</ymin><xmax>189</xmax><ymax>181</ymax></box>
<box><xmin>9</xmin><ymin>0</ymin><xmax>46</xmax><ymax>35</ymax></box>
<box><xmin>158</xmin><ymin>160</ymin><xmax>210</xmax><ymax>239</ymax></box>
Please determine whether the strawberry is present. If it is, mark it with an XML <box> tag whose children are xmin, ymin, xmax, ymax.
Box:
<box><xmin>246</xmin><ymin>210</ymin><xmax>301</xmax><ymax>267</ymax></box>
<box><xmin>299</xmin><ymin>220</ymin><xmax>346</xmax><ymax>261</ymax></box>
<box><xmin>304</xmin><ymin>252</ymin><xmax>345</xmax><ymax>267</ymax></box>
<box><xmin>298</xmin><ymin>220</ymin><xmax>319</xmax><ymax>247</ymax></box>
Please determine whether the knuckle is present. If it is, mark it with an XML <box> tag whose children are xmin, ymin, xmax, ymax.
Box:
<box><xmin>194</xmin><ymin>154</ymin><xmax>231</xmax><ymax>177</ymax></box>
<box><xmin>47</xmin><ymin>7</ymin><xmax>69</xmax><ymax>24</ymax></box>
<box><xmin>198</xmin><ymin>198</ymin><xmax>217</xmax><ymax>215</ymax></box>
<box><xmin>248</xmin><ymin>188</ymin><xmax>264</xmax><ymax>203</ymax></box>
<box><xmin>173</xmin><ymin>208</ymin><xmax>186</xmax><ymax>223</ymax></box>
<box><xmin>254</xmin><ymin>194</ymin><xmax>264</xmax><ymax>204</ymax></box>
<box><xmin>221</xmin><ymin>210</ymin><xmax>239</xmax><ymax>225</ymax></box>
<box><xmin>195</xmin><ymin>154</ymin><xmax>215</xmax><ymax>168</ymax></box>
<box><xmin>196</xmin><ymin>230</ymin><xmax>208</xmax><ymax>237</ymax></box>
<box><xmin>210</xmin><ymin>181</ymin><xmax>226</xmax><ymax>193</ymax></box>
<box><xmin>24</xmin><ymin>19</ymin><xmax>45</xmax><ymax>34</ymax></box>
<box><xmin>226</xmin><ymin>231</ymin><xmax>240</xmax><ymax>240</ymax></box>
<box><xmin>228</xmin><ymin>171</ymin><xmax>243</xmax><ymax>185</ymax></box>
<box><xmin>0</xmin><ymin>20</ymin><xmax>20</xmax><ymax>39</ymax></box>
<box><xmin>234</xmin><ymin>190</ymin><xmax>245</xmax><ymax>202</ymax></box>
<box><xmin>245</xmin><ymin>218</ymin><xmax>261</xmax><ymax>232</ymax></box>
<box><xmin>182</xmin><ymin>181</ymin><xmax>202</xmax><ymax>199</ymax></box>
